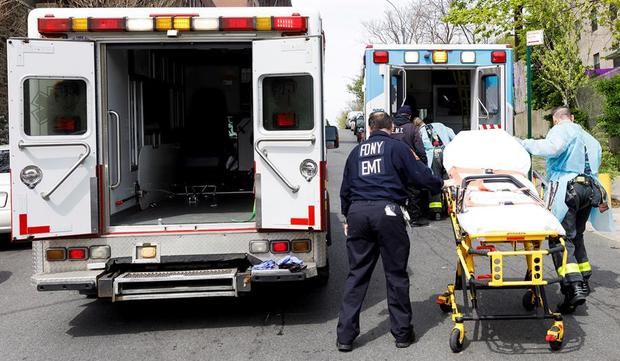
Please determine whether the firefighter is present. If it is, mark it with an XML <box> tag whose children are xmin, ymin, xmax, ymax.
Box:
<box><xmin>391</xmin><ymin>107</ymin><xmax>429</xmax><ymax>227</ymax></box>
<box><xmin>337</xmin><ymin>111</ymin><xmax>442</xmax><ymax>352</ymax></box>
<box><xmin>520</xmin><ymin>106</ymin><xmax>613</xmax><ymax>312</ymax></box>
<box><xmin>419</xmin><ymin>119</ymin><xmax>455</xmax><ymax>220</ymax></box>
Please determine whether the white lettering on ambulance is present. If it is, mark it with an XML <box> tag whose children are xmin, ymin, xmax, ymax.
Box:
<box><xmin>361</xmin><ymin>158</ymin><xmax>383</xmax><ymax>175</ymax></box>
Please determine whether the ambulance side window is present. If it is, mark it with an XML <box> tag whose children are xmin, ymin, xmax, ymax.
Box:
<box><xmin>23</xmin><ymin>79</ymin><xmax>87</xmax><ymax>136</ymax></box>
<box><xmin>262</xmin><ymin>75</ymin><xmax>314</xmax><ymax>131</ymax></box>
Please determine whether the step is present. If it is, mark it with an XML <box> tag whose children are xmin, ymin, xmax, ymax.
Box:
<box><xmin>112</xmin><ymin>268</ymin><xmax>237</xmax><ymax>301</ymax></box>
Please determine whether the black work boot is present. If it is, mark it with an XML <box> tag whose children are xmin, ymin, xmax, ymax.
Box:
<box><xmin>565</xmin><ymin>281</ymin><xmax>587</xmax><ymax>307</ymax></box>
<box><xmin>582</xmin><ymin>278</ymin><xmax>591</xmax><ymax>297</ymax></box>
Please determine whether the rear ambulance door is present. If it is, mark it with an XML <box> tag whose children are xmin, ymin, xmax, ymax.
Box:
<box><xmin>253</xmin><ymin>37</ymin><xmax>323</xmax><ymax>230</ymax></box>
<box><xmin>7</xmin><ymin>39</ymin><xmax>98</xmax><ymax>240</ymax></box>
<box><xmin>386</xmin><ymin>66</ymin><xmax>407</xmax><ymax>115</ymax></box>
<box><xmin>473</xmin><ymin>65</ymin><xmax>505</xmax><ymax>130</ymax></box>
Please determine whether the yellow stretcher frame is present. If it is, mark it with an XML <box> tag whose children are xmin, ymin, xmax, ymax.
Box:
<box><xmin>436</xmin><ymin>174</ymin><xmax>568</xmax><ymax>353</ymax></box>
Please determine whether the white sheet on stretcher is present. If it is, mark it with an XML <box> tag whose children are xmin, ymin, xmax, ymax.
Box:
<box><xmin>443</xmin><ymin>130</ymin><xmax>566</xmax><ymax>236</ymax></box>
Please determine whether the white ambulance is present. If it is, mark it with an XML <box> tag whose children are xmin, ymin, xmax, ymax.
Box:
<box><xmin>7</xmin><ymin>7</ymin><xmax>337</xmax><ymax>301</ymax></box>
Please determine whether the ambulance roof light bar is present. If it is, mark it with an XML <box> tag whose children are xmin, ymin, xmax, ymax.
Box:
<box><xmin>37</xmin><ymin>15</ymin><xmax>308</xmax><ymax>35</ymax></box>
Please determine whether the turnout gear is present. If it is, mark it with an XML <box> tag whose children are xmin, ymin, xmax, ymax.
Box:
<box><xmin>421</xmin><ymin>124</ymin><xmax>453</xmax><ymax>219</ymax></box>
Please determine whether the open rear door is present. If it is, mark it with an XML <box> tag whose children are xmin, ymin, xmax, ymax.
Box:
<box><xmin>385</xmin><ymin>66</ymin><xmax>406</xmax><ymax>115</ymax></box>
<box><xmin>253</xmin><ymin>36</ymin><xmax>324</xmax><ymax>230</ymax></box>
<box><xmin>473</xmin><ymin>65</ymin><xmax>505</xmax><ymax>130</ymax></box>
<box><xmin>7</xmin><ymin>39</ymin><xmax>98</xmax><ymax>240</ymax></box>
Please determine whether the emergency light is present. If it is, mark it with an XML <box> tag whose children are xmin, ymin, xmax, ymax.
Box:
<box><xmin>460</xmin><ymin>51</ymin><xmax>476</xmax><ymax>64</ymax></box>
<box><xmin>373</xmin><ymin>51</ymin><xmax>389</xmax><ymax>64</ymax></box>
<box><xmin>37</xmin><ymin>15</ymin><xmax>308</xmax><ymax>35</ymax></box>
<box><xmin>404</xmin><ymin>51</ymin><xmax>419</xmax><ymax>64</ymax></box>
<box><xmin>491</xmin><ymin>51</ymin><xmax>507</xmax><ymax>63</ymax></box>
<box><xmin>432</xmin><ymin>51</ymin><xmax>448</xmax><ymax>64</ymax></box>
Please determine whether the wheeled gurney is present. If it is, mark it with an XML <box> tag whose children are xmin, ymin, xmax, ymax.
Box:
<box><xmin>434</xmin><ymin>130</ymin><xmax>568</xmax><ymax>352</ymax></box>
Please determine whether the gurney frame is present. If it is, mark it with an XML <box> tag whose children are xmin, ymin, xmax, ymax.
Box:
<box><xmin>436</xmin><ymin>174</ymin><xmax>568</xmax><ymax>352</ymax></box>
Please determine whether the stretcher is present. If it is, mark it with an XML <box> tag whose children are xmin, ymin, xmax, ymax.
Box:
<box><xmin>435</xmin><ymin>130</ymin><xmax>568</xmax><ymax>352</ymax></box>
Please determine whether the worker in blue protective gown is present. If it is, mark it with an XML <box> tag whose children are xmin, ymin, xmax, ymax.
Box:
<box><xmin>419</xmin><ymin>119</ymin><xmax>456</xmax><ymax>220</ymax></box>
<box><xmin>521</xmin><ymin>106</ymin><xmax>614</xmax><ymax>313</ymax></box>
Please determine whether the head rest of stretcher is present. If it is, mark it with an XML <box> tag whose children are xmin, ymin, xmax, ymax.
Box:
<box><xmin>443</xmin><ymin>130</ymin><xmax>531</xmax><ymax>176</ymax></box>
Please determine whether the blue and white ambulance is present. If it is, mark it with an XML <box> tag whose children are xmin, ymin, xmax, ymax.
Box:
<box><xmin>363</xmin><ymin>44</ymin><xmax>514</xmax><ymax>134</ymax></box>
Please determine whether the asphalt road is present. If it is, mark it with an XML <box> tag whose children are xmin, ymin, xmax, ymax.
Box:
<box><xmin>1</xmin><ymin>129</ymin><xmax>619</xmax><ymax>361</ymax></box>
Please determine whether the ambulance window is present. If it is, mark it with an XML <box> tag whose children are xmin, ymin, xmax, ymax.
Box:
<box><xmin>263</xmin><ymin>75</ymin><xmax>314</xmax><ymax>131</ymax></box>
<box><xmin>480</xmin><ymin>75</ymin><xmax>500</xmax><ymax>123</ymax></box>
<box><xmin>23</xmin><ymin>79</ymin><xmax>87</xmax><ymax>136</ymax></box>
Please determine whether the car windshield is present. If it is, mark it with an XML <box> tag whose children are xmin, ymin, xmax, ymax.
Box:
<box><xmin>0</xmin><ymin>150</ymin><xmax>8</xmax><ymax>173</ymax></box>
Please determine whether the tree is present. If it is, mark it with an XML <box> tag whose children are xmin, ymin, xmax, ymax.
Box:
<box><xmin>446</xmin><ymin>0</ymin><xmax>618</xmax><ymax>110</ymax></box>
<box><xmin>364</xmin><ymin>0</ymin><xmax>475</xmax><ymax>44</ymax></box>
<box><xmin>346</xmin><ymin>72</ymin><xmax>364</xmax><ymax>111</ymax></box>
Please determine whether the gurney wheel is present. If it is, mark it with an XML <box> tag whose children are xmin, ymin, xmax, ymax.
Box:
<box><xmin>449</xmin><ymin>328</ymin><xmax>464</xmax><ymax>353</ymax></box>
<box><xmin>522</xmin><ymin>291</ymin><xmax>537</xmax><ymax>311</ymax></box>
<box><xmin>439</xmin><ymin>302</ymin><xmax>452</xmax><ymax>313</ymax></box>
<box><xmin>548</xmin><ymin>339</ymin><xmax>563</xmax><ymax>351</ymax></box>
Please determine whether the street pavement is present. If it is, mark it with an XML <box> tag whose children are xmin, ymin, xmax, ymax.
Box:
<box><xmin>0</xmin><ymin>129</ymin><xmax>619</xmax><ymax>361</ymax></box>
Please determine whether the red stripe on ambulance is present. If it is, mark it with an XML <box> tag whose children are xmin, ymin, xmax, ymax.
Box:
<box><xmin>290</xmin><ymin>205</ymin><xmax>316</xmax><ymax>226</ymax></box>
<box><xmin>18</xmin><ymin>214</ymin><xmax>50</xmax><ymax>235</ymax></box>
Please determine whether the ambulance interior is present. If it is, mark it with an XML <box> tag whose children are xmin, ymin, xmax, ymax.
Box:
<box><xmin>393</xmin><ymin>68</ymin><xmax>501</xmax><ymax>133</ymax></box>
<box><xmin>105</xmin><ymin>44</ymin><xmax>257</xmax><ymax>226</ymax></box>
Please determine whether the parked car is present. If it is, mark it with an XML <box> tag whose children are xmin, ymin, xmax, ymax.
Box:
<box><xmin>0</xmin><ymin>145</ymin><xmax>9</xmax><ymax>234</ymax></box>
<box><xmin>346</xmin><ymin>111</ymin><xmax>362</xmax><ymax>130</ymax></box>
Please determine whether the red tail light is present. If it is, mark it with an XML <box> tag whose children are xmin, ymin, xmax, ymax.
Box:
<box><xmin>275</xmin><ymin>113</ymin><xmax>296</xmax><ymax>128</ymax></box>
<box><xmin>491</xmin><ymin>51</ymin><xmax>506</xmax><ymax>63</ymax></box>
<box><xmin>271</xmin><ymin>241</ymin><xmax>290</xmax><ymax>253</ymax></box>
<box><xmin>220</xmin><ymin>17</ymin><xmax>254</xmax><ymax>31</ymax></box>
<box><xmin>68</xmin><ymin>247</ymin><xmax>88</xmax><ymax>260</ymax></box>
<box><xmin>38</xmin><ymin>18</ymin><xmax>71</xmax><ymax>33</ymax></box>
<box><xmin>273</xmin><ymin>16</ymin><xmax>307</xmax><ymax>32</ymax></box>
<box><xmin>89</xmin><ymin>18</ymin><xmax>126</xmax><ymax>32</ymax></box>
<box><xmin>373</xmin><ymin>51</ymin><xmax>389</xmax><ymax>64</ymax></box>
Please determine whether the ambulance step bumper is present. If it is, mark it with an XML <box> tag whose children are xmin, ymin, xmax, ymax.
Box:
<box><xmin>109</xmin><ymin>268</ymin><xmax>239</xmax><ymax>302</ymax></box>
<box><xmin>33</xmin><ymin>270</ymin><xmax>100</xmax><ymax>291</ymax></box>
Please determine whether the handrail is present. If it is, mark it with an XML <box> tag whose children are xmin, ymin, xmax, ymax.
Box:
<box><xmin>477</xmin><ymin>98</ymin><xmax>490</xmax><ymax>120</ymax></box>
<box><xmin>108</xmin><ymin>110</ymin><xmax>121</xmax><ymax>189</ymax></box>
<box><xmin>254</xmin><ymin>135</ymin><xmax>316</xmax><ymax>193</ymax></box>
<box><xmin>18</xmin><ymin>140</ymin><xmax>91</xmax><ymax>200</ymax></box>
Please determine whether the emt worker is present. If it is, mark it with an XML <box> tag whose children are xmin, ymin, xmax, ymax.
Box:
<box><xmin>337</xmin><ymin>111</ymin><xmax>442</xmax><ymax>352</ymax></box>
<box><xmin>520</xmin><ymin>106</ymin><xmax>613</xmax><ymax>312</ymax></box>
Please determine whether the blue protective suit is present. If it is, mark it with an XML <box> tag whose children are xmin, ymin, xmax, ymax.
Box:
<box><xmin>420</xmin><ymin>123</ymin><xmax>456</xmax><ymax>168</ymax></box>
<box><xmin>521</xmin><ymin>121</ymin><xmax>614</xmax><ymax>232</ymax></box>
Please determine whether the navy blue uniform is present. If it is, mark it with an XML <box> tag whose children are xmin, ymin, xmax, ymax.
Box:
<box><xmin>337</xmin><ymin>131</ymin><xmax>442</xmax><ymax>346</ymax></box>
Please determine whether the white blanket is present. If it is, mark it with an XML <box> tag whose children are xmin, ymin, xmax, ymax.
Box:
<box><xmin>445</xmin><ymin>130</ymin><xmax>566</xmax><ymax>236</ymax></box>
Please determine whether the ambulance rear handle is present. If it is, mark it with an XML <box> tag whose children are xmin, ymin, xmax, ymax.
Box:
<box><xmin>18</xmin><ymin>140</ymin><xmax>91</xmax><ymax>200</ymax></box>
<box><xmin>254</xmin><ymin>135</ymin><xmax>316</xmax><ymax>193</ymax></box>
<box><xmin>477</xmin><ymin>98</ymin><xmax>490</xmax><ymax>120</ymax></box>
<box><xmin>108</xmin><ymin>110</ymin><xmax>121</xmax><ymax>190</ymax></box>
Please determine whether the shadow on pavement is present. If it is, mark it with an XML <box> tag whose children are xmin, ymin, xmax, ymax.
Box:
<box><xmin>450</xmin><ymin>287</ymin><xmax>587</xmax><ymax>355</ymax></box>
<box><xmin>0</xmin><ymin>271</ymin><xmax>12</xmax><ymax>285</ymax></box>
<box><xmin>355</xmin><ymin>294</ymin><xmax>443</xmax><ymax>348</ymax></box>
<box><xmin>66</xmin><ymin>212</ymin><xmax>390</xmax><ymax>338</ymax></box>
